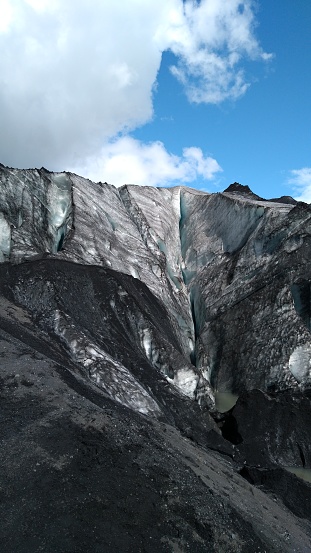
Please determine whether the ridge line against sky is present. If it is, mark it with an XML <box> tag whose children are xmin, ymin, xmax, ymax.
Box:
<box><xmin>0</xmin><ymin>0</ymin><xmax>310</xmax><ymax>200</ymax></box>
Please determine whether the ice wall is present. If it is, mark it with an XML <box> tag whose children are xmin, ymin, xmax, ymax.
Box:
<box><xmin>179</xmin><ymin>189</ymin><xmax>311</xmax><ymax>393</ymax></box>
<box><xmin>0</xmin><ymin>166</ymin><xmax>72</xmax><ymax>260</ymax></box>
<box><xmin>1</xmin><ymin>164</ymin><xmax>311</xmax><ymax>397</ymax></box>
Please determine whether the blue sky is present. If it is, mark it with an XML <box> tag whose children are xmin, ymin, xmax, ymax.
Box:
<box><xmin>1</xmin><ymin>0</ymin><xmax>310</xmax><ymax>200</ymax></box>
<box><xmin>134</xmin><ymin>0</ymin><xmax>311</xmax><ymax>199</ymax></box>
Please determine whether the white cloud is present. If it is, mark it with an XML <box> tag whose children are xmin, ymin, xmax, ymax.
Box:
<box><xmin>288</xmin><ymin>168</ymin><xmax>311</xmax><ymax>203</ymax></box>
<box><xmin>72</xmin><ymin>136</ymin><xmax>222</xmax><ymax>188</ymax></box>
<box><xmin>165</xmin><ymin>0</ymin><xmax>272</xmax><ymax>104</ymax></box>
<box><xmin>0</xmin><ymin>0</ymin><xmax>14</xmax><ymax>32</ymax></box>
<box><xmin>0</xmin><ymin>0</ymin><xmax>270</xmax><ymax>182</ymax></box>
<box><xmin>0</xmin><ymin>0</ymin><xmax>165</xmax><ymax>169</ymax></box>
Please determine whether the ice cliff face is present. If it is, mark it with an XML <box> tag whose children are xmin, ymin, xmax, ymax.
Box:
<box><xmin>0</xmin><ymin>166</ymin><xmax>72</xmax><ymax>261</ymax></box>
<box><xmin>1</xmin><ymin>164</ymin><xmax>311</xmax><ymax>413</ymax></box>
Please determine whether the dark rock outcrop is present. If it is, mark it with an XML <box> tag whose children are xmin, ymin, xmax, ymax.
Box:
<box><xmin>223</xmin><ymin>182</ymin><xmax>264</xmax><ymax>200</ymax></box>
<box><xmin>222</xmin><ymin>389</ymin><xmax>311</xmax><ymax>467</ymax></box>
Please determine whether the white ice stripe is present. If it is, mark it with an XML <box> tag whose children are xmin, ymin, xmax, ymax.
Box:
<box><xmin>138</xmin><ymin>325</ymin><xmax>201</xmax><ymax>399</ymax></box>
<box><xmin>0</xmin><ymin>213</ymin><xmax>11</xmax><ymax>261</ymax></box>
<box><xmin>54</xmin><ymin>309</ymin><xmax>161</xmax><ymax>416</ymax></box>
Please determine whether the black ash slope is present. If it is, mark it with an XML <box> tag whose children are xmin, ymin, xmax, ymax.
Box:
<box><xmin>0</xmin><ymin>258</ymin><xmax>311</xmax><ymax>552</ymax></box>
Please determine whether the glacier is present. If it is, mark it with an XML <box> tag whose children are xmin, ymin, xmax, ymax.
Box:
<box><xmin>1</xmin><ymin>164</ymin><xmax>311</xmax><ymax>404</ymax></box>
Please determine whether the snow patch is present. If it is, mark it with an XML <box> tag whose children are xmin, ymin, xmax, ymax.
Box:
<box><xmin>289</xmin><ymin>344</ymin><xmax>311</xmax><ymax>383</ymax></box>
<box><xmin>130</xmin><ymin>266</ymin><xmax>139</xmax><ymax>279</ymax></box>
<box><xmin>140</xmin><ymin>327</ymin><xmax>152</xmax><ymax>359</ymax></box>
<box><xmin>167</xmin><ymin>367</ymin><xmax>198</xmax><ymax>398</ymax></box>
<box><xmin>0</xmin><ymin>213</ymin><xmax>11</xmax><ymax>261</ymax></box>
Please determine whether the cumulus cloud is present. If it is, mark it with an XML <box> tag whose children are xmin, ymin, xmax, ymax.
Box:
<box><xmin>0</xmin><ymin>0</ymin><xmax>270</xmax><ymax>184</ymax></box>
<box><xmin>288</xmin><ymin>168</ymin><xmax>311</xmax><ymax>203</ymax></box>
<box><xmin>0</xmin><ymin>0</ymin><xmax>163</xmax><ymax>169</ymax></box>
<box><xmin>164</xmin><ymin>0</ymin><xmax>272</xmax><ymax>104</ymax></box>
<box><xmin>72</xmin><ymin>136</ymin><xmax>222</xmax><ymax>188</ymax></box>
